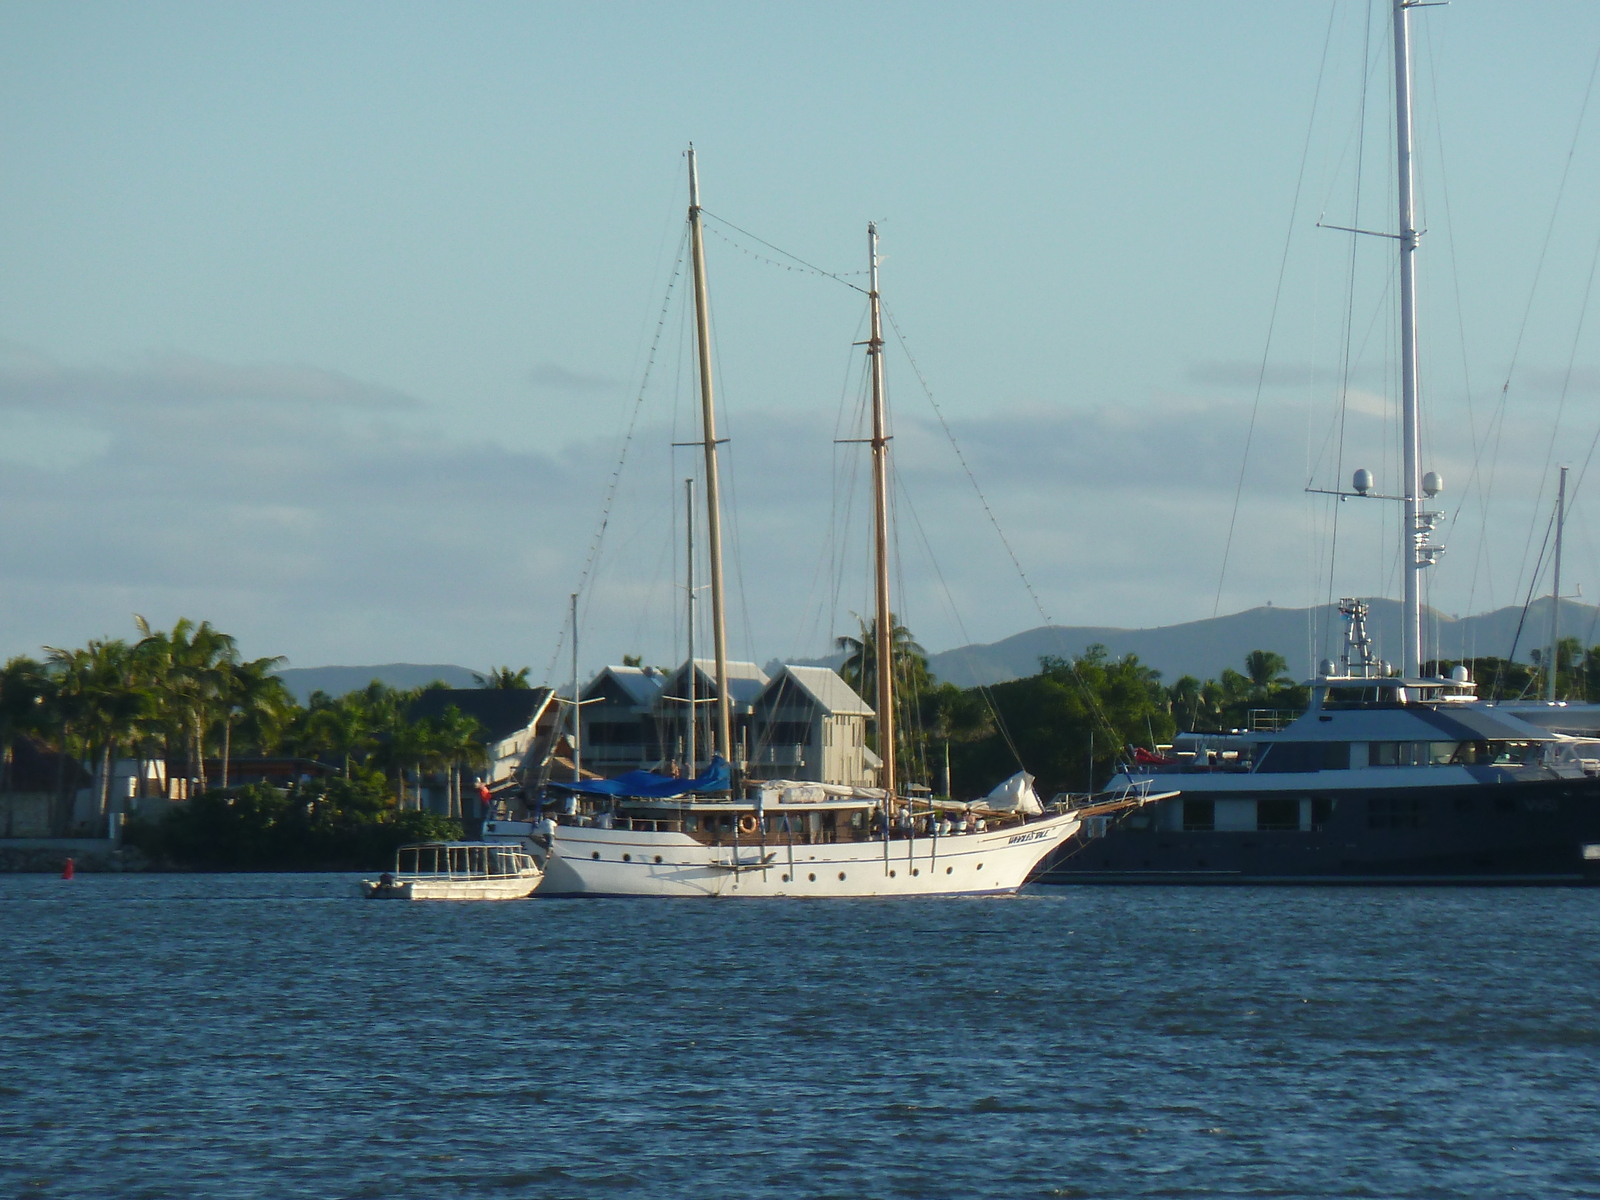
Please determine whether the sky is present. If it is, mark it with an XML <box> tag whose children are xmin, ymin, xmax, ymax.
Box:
<box><xmin>4</xmin><ymin>1</ymin><xmax>1600</xmax><ymax>683</ymax></box>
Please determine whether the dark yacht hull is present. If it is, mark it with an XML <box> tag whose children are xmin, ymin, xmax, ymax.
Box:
<box><xmin>1038</xmin><ymin>776</ymin><xmax>1600</xmax><ymax>885</ymax></box>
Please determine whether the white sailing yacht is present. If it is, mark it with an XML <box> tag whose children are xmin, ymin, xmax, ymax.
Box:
<box><xmin>527</xmin><ymin>150</ymin><xmax>1087</xmax><ymax>897</ymax></box>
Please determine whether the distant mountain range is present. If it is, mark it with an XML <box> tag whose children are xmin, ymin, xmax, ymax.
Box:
<box><xmin>278</xmin><ymin>597</ymin><xmax>1598</xmax><ymax>701</ymax></box>
<box><xmin>274</xmin><ymin>663</ymin><xmax>481</xmax><ymax>703</ymax></box>
<box><xmin>919</xmin><ymin>597</ymin><xmax>1600</xmax><ymax>688</ymax></box>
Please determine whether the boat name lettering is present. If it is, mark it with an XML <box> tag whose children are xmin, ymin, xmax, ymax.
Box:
<box><xmin>1007</xmin><ymin>828</ymin><xmax>1050</xmax><ymax>846</ymax></box>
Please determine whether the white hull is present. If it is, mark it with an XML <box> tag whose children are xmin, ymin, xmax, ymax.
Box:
<box><xmin>539</xmin><ymin>812</ymin><xmax>1080</xmax><ymax>897</ymax></box>
<box><xmin>360</xmin><ymin>874</ymin><xmax>541</xmax><ymax>900</ymax></box>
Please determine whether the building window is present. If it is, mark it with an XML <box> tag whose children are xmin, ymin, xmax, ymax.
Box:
<box><xmin>1182</xmin><ymin>799</ymin><xmax>1215</xmax><ymax>831</ymax></box>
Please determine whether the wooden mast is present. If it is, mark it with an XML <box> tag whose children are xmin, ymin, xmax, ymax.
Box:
<box><xmin>867</xmin><ymin>222</ymin><xmax>895</xmax><ymax>800</ymax></box>
<box><xmin>686</xmin><ymin>145</ymin><xmax>733</xmax><ymax>765</ymax></box>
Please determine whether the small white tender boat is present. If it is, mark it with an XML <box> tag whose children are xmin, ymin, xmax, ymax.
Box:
<box><xmin>361</xmin><ymin>841</ymin><xmax>542</xmax><ymax>900</ymax></box>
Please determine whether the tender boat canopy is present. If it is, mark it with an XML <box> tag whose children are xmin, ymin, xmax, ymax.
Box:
<box><xmin>547</xmin><ymin>756</ymin><xmax>731</xmax><ymax>798</ymax></box>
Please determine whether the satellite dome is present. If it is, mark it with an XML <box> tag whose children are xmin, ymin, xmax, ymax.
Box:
<box><xmin>1353</xmin><ymin>468</ymin><xmax>1373</xmax><ymax>495</ymax></box>
<box><xmin>1450</xmin><ymin>664</ymin><xmax>1470</xmax><ymax>683</ymax></box>
<box><xmin>1423</xmin><ymin>470</ymin><xmax>1443</xmax><ymax>497</ymax></box>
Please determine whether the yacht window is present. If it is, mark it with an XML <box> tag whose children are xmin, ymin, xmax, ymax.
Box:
<box><xmin>1256</xmin><ymin>798</ymin><xmax>1300</xmax><ymax>831</ymax></box>
<box><xmin>1368</xmin><ymin>741</ymin><xmax>1461</xmax><ymax>767</ymax></box>
<box><xmin>1182</xmin><ymin>799</ymin><xmax>1214</xmax><ymax>831</ymax></box>
<box><xmin>1255</xmin><ymin>742</ymin><xmax>1349</xmax><ymax>773</ymax></box>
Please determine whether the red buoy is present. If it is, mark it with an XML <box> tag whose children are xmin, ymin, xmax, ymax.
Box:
<box><xmin>61</xmin><ymin>857</ymin><xmax>75</xmax><ymax>880</ymax></box>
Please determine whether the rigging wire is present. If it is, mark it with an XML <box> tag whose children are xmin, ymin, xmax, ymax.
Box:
<box><xmin>698</xmin><ymin>210</ymin><xmax>869</xmax><ymax>294</ymax></box>
<box><xmin>1214</xmin><ymin>0</ymin><xmax>1340</xmax><ymax>619</ymax></box>
<box><xmin>879</xmin><ymin>304</ymin><xmax>1123</xmax><ymax>748</ymax></box>
<box><xmin>540</xmin><ymin>226</ymin><xmax>689</xmax><ymax>687</ymax></box>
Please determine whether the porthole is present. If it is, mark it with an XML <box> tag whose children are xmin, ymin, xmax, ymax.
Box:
<box><xmin>911</xmin><ymin>868</ymin><xmax>919</xmax><ymax>876</ymax></box>
<box><xmin>808</xmin><ymin>873</ymin><xmax>816</xmax><ymax>882</ymax></box>
<box><xmin>622</xmin><ymin>853</ymin><xmax>631</xmax><ymax>862</ymax></box>
<box><xmin>976</xmin><ymin>863</ymin><xmax>983</xmax><ymax>870</ymax></box>
<box><xmin>838</xmin><ymin>872</ymin><xmax>846</xmax><ymax>881</ymax></box>
<box><xmin>946</xmin><ymin>866</ymin><xmax>953</xmax><ymax>874</ymax></box>
<box><xmin>654</xmin><ymin>855</ymin><xmax>663</xmax><ymax>864</ymax></box>
<box><xmin>591</xmin><ymin>851</ymin><xmax>600</xmax><ymax>860</ymax></box>
<box><xmin>889</xmin><ymin>870</ymin><xmax>896</xmax><ymax>878</ymax></box>
<box><xmin>782</xmin><ymin>873</ymin><xmax>790</xmax><ymax>882</ymax></box>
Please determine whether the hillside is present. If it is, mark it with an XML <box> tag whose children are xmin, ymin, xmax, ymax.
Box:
<box><xmin>922</xmin><ymin>597</ymin><xmax>1600</xmax><ymax>688</ymax></box>
<box><xmin>274</xmin><ymin>663</ymin><xmax>480</xmax><ymax>703</ymax></box>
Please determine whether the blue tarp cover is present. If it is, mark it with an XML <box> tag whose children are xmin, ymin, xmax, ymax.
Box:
<box><xmin>546</xmin><ymin>757</ymin><xmax>731</xmax><ymax>798</ymax></box>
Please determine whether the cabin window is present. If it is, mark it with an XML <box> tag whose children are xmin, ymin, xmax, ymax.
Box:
<box><xmin>1255</xmin><ymin>742</ymin><xmax>1349</xmax><ymax>773</ymax></box>
<box><xmin>1368</xmin><ymin>797</ymin><xmax>1426</xmax><ymax>829</ymax></box>
<box><xmin>1182</xmin><ymin>799</ymin><xmax>1215</xmax><ymax>831</ymax></box>
<box><xmin>1368</xmin><ymin>741</ymin><xmax>1461</xmax><ymax>767</ymax></box>
<box><xmin>1256</xmin><ymin>798</ymin><xmax>1300</xmax><ymax>831</ymax></box>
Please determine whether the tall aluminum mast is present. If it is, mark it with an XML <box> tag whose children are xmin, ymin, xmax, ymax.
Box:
<box><xmin>685</xmin><ymin>145</ymin><xmax>733</xmax><ymax>764</ymax></box>
<box><xmin>1392</xmin><ymin>0</ymin><xmax>1445</xmax><ymax>678</ymax></box>
<box><xmin>867</xmin><ymin>222</ymin><xmax>896</xmax><ymax>799</ymax></box>
<box><xmin>1548</xmin><ymin>465</ymin><xmax>1569</xmax><ymax>701</ymax></box>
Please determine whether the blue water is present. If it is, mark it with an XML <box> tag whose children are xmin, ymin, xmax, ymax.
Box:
<box><xmin>3</xmin><ymin>877</ymin><xmax>1600</xmax><ymax>1199</ymax></box>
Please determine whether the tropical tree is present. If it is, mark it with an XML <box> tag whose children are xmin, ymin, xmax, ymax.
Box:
<box><xmin>134</xmin><ymin>616</ymin><xmax>239</xmax><ymax>794</ymax></box>
<box><xmin>429</xmin><ymin>704</ymin><xmax>488</xmax><ymax>817</ymax></box>
<box><xmin>473</xmin><ymin>666</ymin><xmax>531</xmax><ymax>689</ymax></box>
<box><xmin>216</xmin><ymin>655</ymin><xmax>291</xmax><ymax>789</ymax></box>
<box><xmin>950</xmin><ymin>645</ymin><xmax>1174</xmax><ymax>797</ymax></box>
<box><xmin>302</xmin><ymin>695</ymin><xmax>370</xmax><ymax>778</ymax></box>
<box><xmin>44</xmin><ymin>639</ymin><xmax>153</xmax><ymax>828</ymax></box>
<box><xmin>0</xmin><ymin>656</ymin><xmax>47</xmax><ymax>837</ymax></box>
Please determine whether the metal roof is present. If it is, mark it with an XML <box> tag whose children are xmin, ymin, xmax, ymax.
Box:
<box><xmin>584</xmin><ymin>665</ymin><xmax>667</xmax><ymax>708</ymax></box>
<box><xmin>758</xmin><ymin>665</ymin><xmax>873</xmax><ymax>716</ymax></box>
<box><xmin>659</xmin><ymin>658</ymin><xmax>770</xmax><ymax>707</ymax></box>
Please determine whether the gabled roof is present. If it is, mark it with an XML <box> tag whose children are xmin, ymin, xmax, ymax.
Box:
<box><xmin>407</xmin><ymin>687</ymin><xmax>555</xmax><ymax>742</ymax></box>
<box><xmin>584</xmin><ymin>665</ymin><xmax>667</xmax><ymax>708</ymax></box>
<box><xmin>659</xmin><ymin>658</ymin><xmax>769</xmax><ymax>707</ymax></box>
<box><xmin>759</xmin><ymin>665</ymin><xmax>873</xmax><ymax>717</ymax></box>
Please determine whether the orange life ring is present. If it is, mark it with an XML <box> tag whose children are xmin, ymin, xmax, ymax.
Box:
<box><xmin>738</xmin><ymin>814</ymin><xmax>759</xmax><ymax>835</ymax></box>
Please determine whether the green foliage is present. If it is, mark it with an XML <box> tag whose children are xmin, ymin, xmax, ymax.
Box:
<box><xmin>947</xmin><ymin>644</ymin><xmax>1174</xmax><ymax>798</ymax></box>
<box><xmin>473</xmin><ymin>666</ymin><xmax>532</xmax><ymax>689</ymax></box>
<box><xmin>127</xmin><ymin>778</ymin><xmax>462</xmax><ymax>870</ymax></box>
<box><xmin>1167</xmin><ymin>649</ymin><xmax>1307</xmax><ymax>732</ymax></box>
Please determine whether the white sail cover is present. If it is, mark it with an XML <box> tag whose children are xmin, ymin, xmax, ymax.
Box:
<box><xmin>753</xmin><ymin>781</ymin><xmax>888</xmax><ymax>804</ymax></box>
<box><xmin>977</xmin><ymin>771</ymin><xmax>1044</xmax><ymax>815</ymax></box>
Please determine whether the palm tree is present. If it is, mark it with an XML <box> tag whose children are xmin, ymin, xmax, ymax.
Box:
<box><xmin>1244</xmin><ymin>650</ymin><xmax>1290</xmax><ymax>692</ymax></box>
<box><xmin>837</xmin><ymin>614</ymin><xmax>930</xmax><ymax>772</ymax></box>
<box><xmin>216</xmin><ymin>656</ymin><xmax>290</xmax><ymax>789</ymax></box>
<box><xmin>836</xmin><ymin>614</ymin><xmax>927</xmax><ymax>706</ymax></box>
<box><xmin>0</xmin><ymin>657</ymin><xmax>47</xmax><ymax>837</ymax></box>
<box><xmin>473</xmin><ymin>666</ymin><xmax>531</xmax><ymax>689</ymax></box>
<box><xmin>304</xmin><ymin>696</ymin><xmax>370</xmax><ymax>778</ymax></box>
<box><xmin>135</xmin><ymin>616</ymin><xmax>238</xmax><ymax>794</ymax></box>
<box><xmin>431</xmin><ymin>705</ymin><xmax>488</xmax><ymax>817</ymax></box>
<box><xmin>44</xmin><ymin>639</ymin><xmax>153</xmax><ymax>827</ymax></box>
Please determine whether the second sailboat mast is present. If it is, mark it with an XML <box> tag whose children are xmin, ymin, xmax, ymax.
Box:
<box><xmin>867</xmin><ymin>222</ymin><xmax>896</xmax><ymax>800</ymax></box>
<box><xmin>686</xmin><ymin>145</ymin><xmax>733</xmax><ymax>764</ymax></box>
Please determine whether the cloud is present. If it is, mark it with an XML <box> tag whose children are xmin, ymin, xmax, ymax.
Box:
<box><xmin>527</xmin><ymin>362</ymin><xmax>620</xmax><ymax>393</ymax></box>
<box><xmin>1186</xmin><ymin>360</ymin><xmax>1386</xmax><ymax>389</ymax></box>
<box><xmin>0</xmin><ymin>350</ymin><xmax>1585</xmax><ymax>676</ymax></box>
<box><xmin>0</xmin><ymin>346</ymin><xmax>420</xmax><ymax>415</ymax></box>
<box><xmin>1514</xmin><ymin>365</ymin><xmax>1600</xmax><ymax>396</ymax></box>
